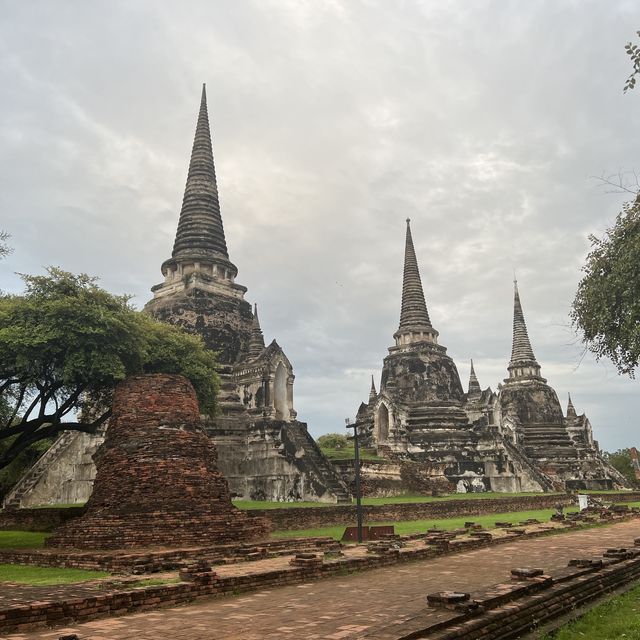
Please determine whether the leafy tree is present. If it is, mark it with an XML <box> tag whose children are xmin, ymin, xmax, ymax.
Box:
<box><xmin>624</xmin><ymin>30</ymin><xmax>640</xmax><ymax>93</ymax></box>
<box><xmin>317</xmin><ymin>433</ymin><xmax>349</xmax><ymax>450</ymax></box>
<box><xmin>571</xmin><ymin>197</ymin><xmax>640</xmax><ymax>376</ymax></box>
<box><xmin>604</xmin><ymin>448</ymin><xmax>638</xmax><ymax>487</ymax></box>
<box><xmin>0</xmin><ymin>268</ymin><xmax>219</xmax><ymax>470</ymax></box>
<box><xmin>0</xmin><ymin>231</ymin><xmax>12</xmax><ymax>260</ymax></box>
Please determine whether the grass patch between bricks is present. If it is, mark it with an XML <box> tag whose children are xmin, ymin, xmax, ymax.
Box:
<box><xmin>270</xmin><ymin>508</ymin><xmax>579</xmax><ymax>540</ymax></box>
<box><xmin>0</xmin><ymin>564</ymin><xmax>110</xmax><ymax>585</ymax></box>
<box><xmin>0</xmin><ymin>530</ymin><xmax>48</xmax><ymax>549</ymax></box>
<box><xmin>536</xmin><ymin>583</ymin><xmax>640</xmax><ymax>639</ymax></box>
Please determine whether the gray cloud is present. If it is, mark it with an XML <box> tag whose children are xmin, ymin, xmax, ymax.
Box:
<box><xmin>1</xmin><ymin>0</ymin><xmax>639</xmax><ymax>449</ymax></box>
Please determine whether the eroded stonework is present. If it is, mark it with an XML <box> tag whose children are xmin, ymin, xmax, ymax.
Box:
<box><xmin>354</xmin><ymin>220</ymin><xmax>626</xmax><ymax>494</ymax></box>
<box><xmin>143</xmin><ymin>86</ymin><xmax>348</xmax><ymax>503</ymax></box>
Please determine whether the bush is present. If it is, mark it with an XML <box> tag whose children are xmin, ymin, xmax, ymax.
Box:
<box><xmin>317</xmin><ymin>433</ymin><xmax>349</xmax><ymax>450</ymax></box>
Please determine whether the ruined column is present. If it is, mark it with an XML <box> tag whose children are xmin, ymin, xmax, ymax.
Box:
<box><xmin>46</xmin><ymin>374</ymin><xmax>270</xmax><ymax>549</ymax></box>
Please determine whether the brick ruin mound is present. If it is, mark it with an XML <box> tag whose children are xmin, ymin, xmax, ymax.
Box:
<box><xmin>46</xmin><ymin>374</ymin><xmax>270</xmax><ymax>549</ymax></box>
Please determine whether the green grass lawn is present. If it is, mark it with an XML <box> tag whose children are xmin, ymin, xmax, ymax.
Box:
<box><xmin>271</xmin><ymin>507</ymin><xmax>577</xmax><ymax>540</ymax></box>
<box><xmin>537</xmin><ymin>584</ymin><xmax>640</xmax><ymax>639</ymax></box>
<box><xmin>0</xmin><ymin>531</ymin><xmax>48</xmax><ymax>549</ymax></box>
<box><xmin>0</xmin><ymin>563</ymin><xmax>109</xmax><ymax>585</ymax></box>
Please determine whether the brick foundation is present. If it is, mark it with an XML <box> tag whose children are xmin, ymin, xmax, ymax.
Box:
<box><xmin>45</xmin><ymin>374</ymin><xmax>269</xmax><ymax>549</ymax></box>
<box><xmin>1</xmin><ymin>516</ymin><xmax>639</xmax><ymax>634</ymax></box>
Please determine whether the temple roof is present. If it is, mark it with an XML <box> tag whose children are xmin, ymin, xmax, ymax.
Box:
<box><xmin>369</xmin><ymin>375</ymin><xmax>377</xmax><ymax>402</ymax></box>
<box><xmin>248</xmin><ymin>304</ymin><xmax>266</xmax><ymax>359</ymax></box>
<box><xmin>468</xmin><ymin>359</ymin><xmax>481</xmax><ymax>397</ymax></box>
<box><xmin>398</xmin><ymin>219</ymin><xmax>434</xmax><ymax>332</ymax></box>
<box><xmin>509</xmin><ymin>280</ymin><xmax>539</xmax><ymax>367</ymax></box>
<box><xmin>171</xmin><ymin>84</ymin><xmax>229</xmax><ymax>262</ymax></box>
<box><xmin>567</xmin><ymin>393</ymin><xmax>577</xmax><ymax>419</ymax></box>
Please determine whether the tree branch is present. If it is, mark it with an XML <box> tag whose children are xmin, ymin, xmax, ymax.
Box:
<box><xmin>0</xmin><ymin>408</ymin><xmax>111</xmax><ymax>471</ymax></box>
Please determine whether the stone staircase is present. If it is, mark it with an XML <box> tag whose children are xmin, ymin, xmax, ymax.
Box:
<box><xmin>406</xmin><ymin>404</ymin><xmax>471</xmax><ymax>431</ymax></box>
<box><xmin>215</xmin><ymin>365</ymin><xmax>251</xmax><ymax>429</ymax></box>
<box><xmin>404</xmin><ymin>404</ymin><xmax>477</xmax><ymax>453</ymax></box>
<box><xmin>522</xmin><ymin>423</ymin><xmax>579</xmax><ymax>460</ymax></box>
<box><xmin>281</xmin><ymin>423</ymin><xmax>352</xmax><ymax>503</ymax></box>
<box><xmin>502</xmin><ymin>438</ymin><xmax>555</xmax><ymax>492</ymax></box>
<box><xmin>3</xmin><ymin>431</ymin><xmax>78</xmax><ymax>509</ymax></box>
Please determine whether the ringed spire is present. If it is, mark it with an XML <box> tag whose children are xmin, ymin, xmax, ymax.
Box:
<box><xmin>171</xmin><ymin>84</ymin><xmax>229</xmax><ymax>261</ymax></box>
<box><xmin>507</xmin><ymin>280</ymin><xmax>542</xmax><ymax>380</ymax></box>
<box><xmin>393</xmin><ymin>219</ymin><xmax>438</xmax><ymax>347</ymax></box>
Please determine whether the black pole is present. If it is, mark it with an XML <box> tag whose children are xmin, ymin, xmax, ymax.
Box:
<box><xmin>346</xmin><ymin>419</ymin><xmax>364</xmax><ymax>543</ymax></box>
<box><xmin>353</xmin><ymin>423</ymin><xmax>363</xmax><ymax>543</ymax></box>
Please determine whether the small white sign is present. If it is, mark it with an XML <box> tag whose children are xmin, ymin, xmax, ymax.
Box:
<box><xmin>578</xmin><ymin>494</ymin><xmax>589</xmax><ymax>511</ymax></box>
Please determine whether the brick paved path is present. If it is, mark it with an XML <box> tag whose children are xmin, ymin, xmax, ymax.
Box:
<box><xmin>8</xmin><ymin>520</ymin><xmax>640</xmax><ymax>640</ymax></box>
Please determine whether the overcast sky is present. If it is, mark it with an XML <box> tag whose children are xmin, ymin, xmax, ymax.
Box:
<box><xmin>1</xmin><ymin>1</ymin><xmax>639</xmax><ymax>450</ymax></box>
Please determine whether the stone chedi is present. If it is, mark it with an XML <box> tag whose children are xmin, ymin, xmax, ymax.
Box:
<box><xmin>493</xmin><ymin>282</ymin><xmax>625</xmax><ymax>490</ymax></box>
<box><xmin>357</xmin><ymin>219</ymin><xmax>501</xmax><ymax>491</ymax></box>
<box><xmin>355</xmin><ymin>221</ymin><xmax>625</xmax><ymax>493</ymax></box>
<box><xmin>145</xmin><ymin>85</ymin><xmax>349</xmax><ymax>503</ymax></box>
<box><xmin>3</xmin><ymin>85</ymin><xmax>349</xmax><ymax>507</ymax></box>
<box><xmin>46</xmin><ymin>374</ymin><xmax>269</xmax><ymax>549</ymax></box>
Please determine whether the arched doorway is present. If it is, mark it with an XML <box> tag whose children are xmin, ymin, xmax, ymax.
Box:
<box><xmin>377</xmin><ymin>404</ymin><xmax>389</xmax><ymax>442</ymax></box>
<box><xmin>274</xmin><ymin>362</ymin><xmax>288</xmax><ymax>420</ymax></box>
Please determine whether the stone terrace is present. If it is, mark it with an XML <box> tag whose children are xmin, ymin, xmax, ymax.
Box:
<box><xmin>2</xmin><ymin>515</ymin><xmax>640</xmax><ymax>638</ymax></box>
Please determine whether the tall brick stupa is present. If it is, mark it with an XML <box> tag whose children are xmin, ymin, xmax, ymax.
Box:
<box><xmin>46</xmin><ymin>374</ymin><xmax>269</xmax><ymax>549</ymax></box>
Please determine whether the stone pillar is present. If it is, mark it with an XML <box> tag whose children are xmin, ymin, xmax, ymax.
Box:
<box><xmin>286</xmin><ymin>375</ymin><xmax>295</xmax><ymax>420</ymax></box>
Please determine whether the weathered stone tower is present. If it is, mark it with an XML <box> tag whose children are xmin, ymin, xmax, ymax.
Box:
<box><xmin>354</xmin><ymin>221</ymin><xmax>625</xmax><ymax>493</ymax></box>
<box><xmin>145</xmin><ymin>85</ymin><xmax>349</xmax><ymax>503</ymax></box>
<box><xmin>495</xmin><ymin>282</ymin><xmax>622</xmax><ymax>490</ymax></box>
<box><xmin>357</xmin><ymin>219</ymin><xmax>536</xmax><ymax>492</ymax></box>
<box><xmin>372</xmin><ymin>219</ymin><xmax>473</xmax><ymax>452</ymax></box>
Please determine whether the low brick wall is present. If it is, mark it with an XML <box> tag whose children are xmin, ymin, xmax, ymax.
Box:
<box><xmin>0</xmin><ymin>506</ymin><xmax>85</xmax><ymax>532</ymax></box>
<box><xmin>2</xmin><ymin>492</ymin><xmax>639</xmax><ymax>534</ymax></box>
<box><xmin>247</xmin><ymin>494</ymin><xmax>577</xmax><ymax>530</ymax></box>
<box><xmin>0</xmin><ymin>537</ymin><xmax>339</xmax><ymax>573</ymax></box>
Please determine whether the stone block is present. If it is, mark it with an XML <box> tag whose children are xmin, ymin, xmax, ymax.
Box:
<box><xmin>568</xmin><ymin>558</ymin><xmax>604</xmax><ymax>569</ymax></box>
<box><xmin>427</xmin><ymin>591</ymin><xmax>477</xmax><ymax>612</ymax></box>
<box><xmin>511</xmin><ymin>567</ymin><xmax>544</xmax><ymax>580</ymax></box>
<box><xmin>289</xmin><ymin>553</ymin><xmax>322</xmax><ymax>568</ymax></box>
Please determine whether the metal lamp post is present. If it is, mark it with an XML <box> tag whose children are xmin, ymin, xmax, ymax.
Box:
<box><xmin>345</xmin><ymin>418</ymin><xmax>364</xmax><ymax>543</ymax></box>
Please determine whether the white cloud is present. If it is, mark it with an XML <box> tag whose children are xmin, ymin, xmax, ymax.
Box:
<box><xmin>1</xmin><ymin>0</ymin><xmax>639</xmax><ymax>449</ymax></box>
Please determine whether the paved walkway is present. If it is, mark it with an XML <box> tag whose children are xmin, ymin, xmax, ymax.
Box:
<box><xmin>7</xmin><ymin>520</ymin><xmax>640</xmax><ymax>640</ymax></box>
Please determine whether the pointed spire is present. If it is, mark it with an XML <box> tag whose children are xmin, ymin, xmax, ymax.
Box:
<box><xmin>468</xmin><ymin>359</ymin><xmax>481</xmax><ymax>398</ymax></box>
<box><xmin>392</xmin><ymin>219</ymin><xmax>439</xmax><ymax>349</ymax></box>
<box><xmin>567</xmin><ymin>393</ymin><xmax>577</xmax><ymax>419</ymax></box>
<box><xmin>398</xmin><ymin>219</ymin><xmax>433</xmax><ymax>330</ymax></box>
<box><xmin>507</xmin><ymin>280</ymin><xmax>542</xmax><ymax>379</ymax></box>
<box><xmin>369</xmin><ymin>375</ymin><xmax>377</xmax><ymax>403</ymax></box>
<box><xmin>248</xmin><ymin>303</ymin><xmax>265</xmax><ymax>359</ymax></box>
<box><xmin>172</xmin><ymin>84</ymin><xmax>229</xmax><ymax>261</ymax></box>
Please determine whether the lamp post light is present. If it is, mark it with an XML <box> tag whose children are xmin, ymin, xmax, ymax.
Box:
<box><xmin>345</xmin><ymin>417</ymin><xmax>364</xmax><ymax>543</ymax></box>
